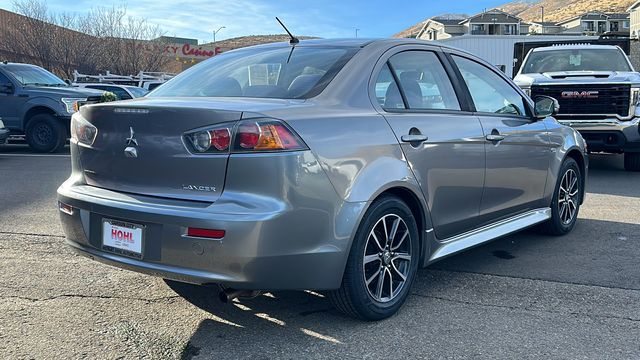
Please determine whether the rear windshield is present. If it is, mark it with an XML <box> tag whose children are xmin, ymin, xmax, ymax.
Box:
<box><xmin>149</xmin><ymin>46</ymin><xmax>358</xmax><ymax>99</ymax></box>
<box><xmin>521</xmin><ymin>48</ymin><xmax>632</xmax><ymax>73</ymax></box>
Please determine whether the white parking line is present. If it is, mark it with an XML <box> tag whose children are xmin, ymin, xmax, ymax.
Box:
<box><xmin>0</xmin><ymin>153</ymin><xmax>70</xmax><ymax>158</ymax></box>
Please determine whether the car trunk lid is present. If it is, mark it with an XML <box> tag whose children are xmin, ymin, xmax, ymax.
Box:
<box><xmin>76</xmin><ymin>99</ymin><xmax>251</xmax><ymax>202</ymax></box>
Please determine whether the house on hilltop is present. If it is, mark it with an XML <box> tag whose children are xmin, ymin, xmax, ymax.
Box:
<box><xmin>416</xmin><ymin>9</ymin><xmax>530</xmax><ymax>40</ymax></box>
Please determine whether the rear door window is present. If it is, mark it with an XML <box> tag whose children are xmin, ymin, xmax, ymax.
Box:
<box><xmin>374</xmin><ymin>63</ymin><xmax>404</xmax><ymax>109</ymax></box>
<box><xmin>388</xmin><ymin>51</ymin><xmax>460</xmax><ymax>110</ymax></box>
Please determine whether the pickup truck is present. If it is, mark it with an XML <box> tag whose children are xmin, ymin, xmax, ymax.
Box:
<box><xmin>514</xmin><ymin>45</ymin><xmax>640</xmax><ymax>171</ymax></box>
<box><xmin>0</xmin><ymin>62</ymin><xmax>104</xmax><ymax>152</ymax></box>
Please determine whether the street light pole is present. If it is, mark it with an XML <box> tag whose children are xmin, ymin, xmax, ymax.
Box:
<box><xmin>213</xmin><ymin>26</ymin><xmax>225</xmax><ymax>45</ymax></box>
<box><xmin>355</xmin><ymin>28</ymin><xmax>360</xmax><ymax>38</ymax></box>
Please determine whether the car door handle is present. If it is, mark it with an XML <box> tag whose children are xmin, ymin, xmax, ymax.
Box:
<box><xmin>401</xmin><ymin>134</ymin><xmax>428</xmax><ymax>143</ymax></box>
<box><xmin>485</xmin><ymin>134</ymin><xmax>505</xmax><ymax>142</ymax></box>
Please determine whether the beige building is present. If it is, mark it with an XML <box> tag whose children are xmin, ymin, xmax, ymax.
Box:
<box><xmin>417</xmin><ymin>10</ymin><xmax>529</xmax><ymax>40</ymax></box>
<box><xmin>629</xmin><ymin>1</ymin><xmax>640</xmax><ymax>38</ymax></box>
<box><xmin>557</xmin><ymin>12</ymin><xmax>629</xmax><ymax>35</ymax></box>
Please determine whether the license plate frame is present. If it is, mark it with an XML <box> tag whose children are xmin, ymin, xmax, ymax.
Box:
<box><xmin>102</xmin><ymin>219</ymin><xmax>145</xmax><ymax>259</ymax></box>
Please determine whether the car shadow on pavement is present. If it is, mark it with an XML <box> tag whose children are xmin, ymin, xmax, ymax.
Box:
<box><xmin>169</xmin><ymin>215</ymin><xmax>640</xmax><ymax>359</ymax></box>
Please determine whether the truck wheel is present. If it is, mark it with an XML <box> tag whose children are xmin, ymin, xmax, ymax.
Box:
<box><xmin>25</xmin><ymin>114</ymin><xmax>66</xmax><ymax>153</ymax></box>
<box><xmin>328</xmin><ymin>195</ymin><xmax>419</xmax><ymax>320</ymax></box>
<box><xmin>536</xmin><ymin>157</ymin><xmax>582</xmax><ymax>236</ymax></box>
<box><xmin>624</xmin><ymin>153</ymin><xmax>640</xmax><ymax>172</ymax></box>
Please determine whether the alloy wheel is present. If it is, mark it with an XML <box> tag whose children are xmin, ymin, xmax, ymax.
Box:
<box><xmin>558</xmin><ymin>168</ymin><xmax>579</xmax><ymax>225</ymax></box>
<box><xmin>363</xmin><ymin>214</ymin><xmax>412</xmax><ymax>303</ymax></box>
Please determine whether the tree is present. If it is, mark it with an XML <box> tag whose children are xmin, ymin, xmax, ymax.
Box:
<box><xmin>2</xmin><ymin>0</ymin><xmax>171</xmax><ymax>79</ymax></box>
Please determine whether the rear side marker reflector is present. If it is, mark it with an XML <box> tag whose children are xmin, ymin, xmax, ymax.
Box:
<box><xmin>58</xmin><ymin>202</ymin><xmax>74</xmax><ymax>215</ymax></box>
<box><xmin>187</xmin><ymin>227</ymin><xmax>225</xmax><ymax>239</ymax></box>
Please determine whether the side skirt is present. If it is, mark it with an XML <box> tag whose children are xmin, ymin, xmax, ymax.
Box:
<box><xmin>427</xmin><ymin>208</ymin><xmax>551</xmax><ymax>264</ymax></box>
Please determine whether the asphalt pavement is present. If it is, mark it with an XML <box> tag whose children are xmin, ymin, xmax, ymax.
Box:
<box><xmin>0</xmin><ymin>144</ymin><xmax>639</xmax><ymax>359</ymax></box>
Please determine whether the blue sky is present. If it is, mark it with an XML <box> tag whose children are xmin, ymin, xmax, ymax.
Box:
<box><xmin>0</xmin><ymin>0</ymin><xmax>510</xmax><ymax>42</ymax></box>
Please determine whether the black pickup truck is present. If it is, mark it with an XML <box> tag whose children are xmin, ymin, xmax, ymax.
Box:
<box><xmin>514</xmin><ymin>45</ymin><xmax>640</xmax><ymax>171</ymax></box>
<box><xmin>0</xmin><ymin>62</ymin><xmax>104</xmax><ymax>152</ymax></box>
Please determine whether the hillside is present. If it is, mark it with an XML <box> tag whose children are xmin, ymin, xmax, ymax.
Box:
<box><xmin>498</xmin><ymin>0</ymin><xmax>635</xmax><ymax>23</ymax></box>
<box><xmin>204</xmin><ymin>35</ymin><xmax>319</xmax><ymax>51</ymax></box>
<box><xmin>394</xmin><ymin>0</ymin><xmax>636</xmax><ymax>38</ymax></box>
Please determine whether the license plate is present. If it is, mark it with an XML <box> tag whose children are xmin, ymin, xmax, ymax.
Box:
<box><xmin>102</xmin><ymin>219</ymin><xmax>144</xmax><ymax>259</ymax></box>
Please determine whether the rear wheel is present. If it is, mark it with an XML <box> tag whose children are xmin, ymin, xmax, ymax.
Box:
<box><xmin>537</xmin><ymin>157</ymin><xmax>582</xmax><ymax>236</ymax></box>
<box><xmin>624</xmin><ymin>152</ymin><xmax>640</xmax><ymax>172</ymax></box>
<box><xmin>328</xmin><ymin>196</ymin><xmax>419</xmax><ymax>321</ymax></box>
<box><xmin>25</xmin><ymin>114</ymin><xmax>66</xmax><ymax>153</ymax></box>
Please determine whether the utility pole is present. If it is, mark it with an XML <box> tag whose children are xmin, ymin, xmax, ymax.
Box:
<box><xmin>541</xmin><ymin>6</ymin><xmax>545</xmax><ymax>34</ymax></box>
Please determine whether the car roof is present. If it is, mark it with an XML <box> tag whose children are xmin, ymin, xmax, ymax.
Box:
<box><xmin>531</xmin><ymin>44</ymin><xmax>621</xmax><ymax>52</ymax></box>
<box><xmin>77</xmin><ymin>83</ymin><xmax>141</xmax><ymax>89</ymax></box>
<box><xmin>229</xmin><ymin>38</ymin><xmax>444</xmax><ymax>51</ymax></box>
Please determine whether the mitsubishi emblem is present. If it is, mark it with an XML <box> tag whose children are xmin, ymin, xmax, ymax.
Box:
<box><xmin>124</xmin><ymin>127</ymin><xmax>138</xmax><ymax>158</ymax></box>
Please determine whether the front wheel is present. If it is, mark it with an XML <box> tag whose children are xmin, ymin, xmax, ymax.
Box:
<box><xmin>328</xmin><ymin>196</ymin><xmax>419</xmax><ymax>320</ymax></box>
<box><xmin>624</xmin><ymin>152</ymin><xmax>640</xmax><ymax>172</ymax></box>
<box><xmin>537</xmin><ymin>157</ymin><xmax>582</xmax><ymax>236</ymax></box>
<box><xmin>25</xmin><ymin>114</ymin><xmax>67</xmax><ymax>153</ymax></box>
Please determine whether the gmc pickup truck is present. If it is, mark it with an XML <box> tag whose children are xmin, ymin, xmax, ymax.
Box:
<box><xmin>515</xmin><ymin>45</ymin><xmax>640</xmax><ymax>171</ymax></box>
<box><xmin>0</xmin><ymin>62</ymin><xmax>104</xmax><ymax>152</ymax></box>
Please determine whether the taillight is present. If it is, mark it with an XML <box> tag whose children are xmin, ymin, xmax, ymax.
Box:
<box><xmin>233</xmin><ymin>119</ymin><xmax>306</xmax><ymax>152</ymax></box>
<box><xmin>186</xmin><ymin>124</ymin><xmax>232</xmax><ymax>153</ymax></box>
<box><xmin>184</xmin><ymin>119</ymin><xmax>306</xmax><ymax>154</ymax></box>
<box><xmin>71</xmin><ymin>113</ymin><xmax>98</xmax><ymax>146</ymax></box>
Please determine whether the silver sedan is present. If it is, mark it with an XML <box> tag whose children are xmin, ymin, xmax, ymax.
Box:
<box><xmin>57</xmin><ymin>39</ymin><xmax>587</xmax><ymax>320</ymax></box>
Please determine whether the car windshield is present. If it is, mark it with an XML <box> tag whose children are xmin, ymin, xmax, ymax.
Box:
<box><xmin>149</xmin><ymin>46</ymin><xmax>358</xmax><ymax>99</ymax></box>
<box><xmin>521</xmin><ymin>48</ymin><xmax>632</xmax><ymax>73</ymax></box>
<box><xmin>4</xmin><ymin>64</ymin><xmax>68</xmax><ymax>87</ymax></box>
<box><xmin>128</xmin><ymin>87</ymin><xmax>149</xmax><ymax>97</ymax></box>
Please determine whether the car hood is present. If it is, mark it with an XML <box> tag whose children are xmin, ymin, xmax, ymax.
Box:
<box><xmin>514</xmin><ymin>71</ymin><xmax>640</xmax><ymax>87</ymax></box>
<box><xmin>25</xmin><ymin>85</ymin><xmax>105</xmax><ymax>98</ymax></box>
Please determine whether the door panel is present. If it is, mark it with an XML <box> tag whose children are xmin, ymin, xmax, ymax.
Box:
<box><xmin>477</xmin><ymin>116</ymin><xmax>550</xmax><ymax>219</ymax></box>
<box><xmin>450</xmin><ymin>54</ymin><xmax>551</xmax><ymax>221</ymax></box>
<box><xmin>0</xmin><ymin>72</ymin><xmax>24</xmax><ymax>130</ymax></box>
<box><xmin>375</xmin><ymin>50</ymin><xmax>486</xmax><ymax>240</ymax></box>
<box><xmin>384</xmin><ymin>112</ymin><xmax>486</xmax><ymax>239</ymax></box>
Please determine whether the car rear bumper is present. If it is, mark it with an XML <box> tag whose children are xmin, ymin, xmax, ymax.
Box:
<box><xmin>557</xmin><ymin>118</ymin><xmax>640</xmax><ymax>153</ymax></box>
<box><xmin>56</xmin><ymin>152</ymin><xmax>364</xmax><ymax>291</ymax></box>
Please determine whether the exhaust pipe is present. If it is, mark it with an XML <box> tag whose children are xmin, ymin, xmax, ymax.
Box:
<box><xmin>218</xmin><ymin>287</ymin><xmax>262</xmax><ymax>303</ymax></box>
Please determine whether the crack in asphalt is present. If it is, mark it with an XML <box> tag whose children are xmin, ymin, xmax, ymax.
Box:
<box><xmin>1</xmin><ymin>293</ymin><xmax>181</xmax><ymax>304</ymax></box>
<box><xmin>0</xmin><ymin>231</ymin><xmax>65</xmax><ymax>238</ymax></box>
<box><xmin>410</xmin><ymin>292</ymin><xmax>640</xmax><ymax>323</ymax></box>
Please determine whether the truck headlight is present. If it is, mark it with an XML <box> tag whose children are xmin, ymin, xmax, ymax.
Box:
<box><xmin>61</xmin><ymin>98</ymin><xmax>87</xmax><ymax>114</ymax></box>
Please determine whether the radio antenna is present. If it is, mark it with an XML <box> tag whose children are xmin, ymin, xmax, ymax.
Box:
<box><xmin>276</xmin><ymin>17</ymin><xmax>299</xmax><ymax>45</ymax></box>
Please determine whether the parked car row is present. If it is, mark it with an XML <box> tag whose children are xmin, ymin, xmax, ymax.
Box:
<box><xmin>0</xmin><ymin>62</ymin><xmax>151</xmax><ymax>152</ymax></box>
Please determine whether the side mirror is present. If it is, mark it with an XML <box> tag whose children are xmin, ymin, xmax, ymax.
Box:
<box><xmin>534</xmin><ymin>95</ymin><xmax>559</xmax><ymax>119</ymax></box>
<box><xmin>0</xmin><ymin>82</ymin><xmax>14</xmax><ymax>94</ymax></box>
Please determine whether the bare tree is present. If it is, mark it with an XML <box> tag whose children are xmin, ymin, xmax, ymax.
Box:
<box><xmin>4</xmin><ymin>0</ymin><xmax>171</xmax><ymax>78</ymax></box>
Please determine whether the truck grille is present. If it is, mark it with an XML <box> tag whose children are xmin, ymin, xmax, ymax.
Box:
<box><xmin>531</xmin><ymin>84</ymin><xmax>630</xmax><ymax>117</ymax></box>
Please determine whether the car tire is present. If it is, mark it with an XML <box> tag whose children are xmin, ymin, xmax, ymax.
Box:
<box><xmin>328</xmin><ymin>195</ymin><xmax>420</xmax><ymax>321</ymax></box>
<box><xmin>624</xmin><ymin>152</ymin><xmax>640</xmax><ymax>172</ymax></box>
<box><xmin>536</xmin><ymin>157</ymin><xmax>582</xmax><ymax>236</ymax></box>
<box><xmin>25</xmin><ymin>114</ymin><xmax>66</xmax><ymax>153</ymax></box>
